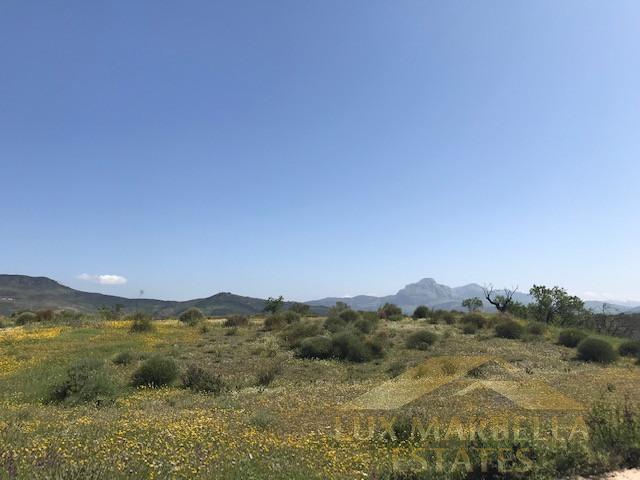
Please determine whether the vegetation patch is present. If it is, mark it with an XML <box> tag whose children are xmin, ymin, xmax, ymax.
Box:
<box><xmin>494</xmin><ymin>319</ymin><xmax>524</xmax><ymax>339</ymax></box>
<box><xmin>47</xmin><ymin>358</ymin><xmax>115</xmax><ymax>406</ymax></box>
<box><xmin>577</xmin><ymin>338</ymin><xmax>618</xmax><ymax>364</ymax></box>
<box><xmin>132</xmin><ymin>356</ymin><xmax>178</xmax><ymax>387</ymax></box>
<box><xmin>558</xmin><ymin>328</ymin><xmax>588</xmax><ymax>348</ymax></box>
<box><xmin>405</xmin><ymin>330</ymin><xmax>438</xmax><ymax>350</ymax></box>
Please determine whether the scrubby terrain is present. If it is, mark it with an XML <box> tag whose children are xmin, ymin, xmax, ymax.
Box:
<box><xmin>0</xmin><ymin>311</ymin><xmax>639</xmax><ymax>479</ymax></box>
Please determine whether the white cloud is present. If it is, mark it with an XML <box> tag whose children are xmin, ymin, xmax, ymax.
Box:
<box><xmin>77</xmin><ymin>273</ymin><xmax>127</xmax><ymax>285</ymax></box>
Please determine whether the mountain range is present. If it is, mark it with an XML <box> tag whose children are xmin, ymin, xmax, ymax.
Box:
<box><xmin>307</xmin><ymin>277</ymin><xmax>639</xmax><ymax>314</ymax></box>
<box><xmin>0</xmin><ymin>275</ymin><xmax>323</xmax><ymax>317</ymax></box>
<box><xmin>1</xmin><ymin>274</ymin><xmax>637</xmax><ymax>317</ymax></box>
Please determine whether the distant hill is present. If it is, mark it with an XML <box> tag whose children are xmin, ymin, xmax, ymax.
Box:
<box><xmin>0</xmin><ymin>275</ymin><xmax>326</xmax><ymax>317</ymax></box>
<box><xmin>307</xmin><ymin>277</ymin><xmax>633</xmax><ymax>314</ymax></box>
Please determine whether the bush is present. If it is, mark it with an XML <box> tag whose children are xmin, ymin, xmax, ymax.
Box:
<box><xmin>113</xmin><ymin>351</ymin><xmax>135</xmax><ymax>365</ymax></box>
<box><xmin>339</xmin><ymin>309</ymin><xmax>360</xmax><ymax>322</ymax></box>
<box><xmin>558</xmin><ymin>328</ymin><xmax>588</xmax><ymax>348</ymax></box>
<box><xmin>405</xmin><ymin>330</ymin><xmax>438</xmax><ymax>350</ymax></box>
<box><xmin>224</xmin><ymin>315</ymin><xmax>248</xmax><ymax>327</ymax></box>
<box><xmin>298</xmin><ymin>336</ymin><xmax>334</xmax><ymax>359</ymax></box>
<box><xmin>47</xmin><ymin>359</ymin><xmax>115</xmax><ymax>406</ymax></box>
<box><xmin>412</xmin><ymin>305</ymin><xmax>430</xmax><ymax>320</ymax></box>
<box><xmin>256</xmin><ymin>362</ymin><xmax>281</xmax><ymax>387</ymax></box>
<box><xmin>15</xmin><ymin>311</ymin><xmax>38</xmax><ymax>325</ymax></box>
<box><xmin>378</xmin><ymin>303</ymin><xmax>402</xmax><ymax>319</ymax></box>
<box><xmin>324</xmin><ymin>316</ymin><xmax>347</xmax><ymax>333</ymax></box>
<box><xmin>618</xmin><ymin>340</ymin><xmax>640</xmax><ymax>358</ymax></box>
<box><xmin>462</xmin><ymin>323</ymin><xmax>478</xmax><ymax>334</ymax></box>
<box><xmin>129</xmin><ymin>311</ymin><xmax>154</xmax><ymax>332</ymax></box>
<box><xmin>526</xmin><ymin>321</ymin><xmax>548</xmax><ymax>336</ymax></box>
<box><xmin>577</xmin><ymin>338</ymin><xmax>618</xmax><ymax>364</ymax></box>
<box><xmin>179</xmin><ymin>307</ymin><xmax>205</xmax><ymax>326</ymax></box>
<box><xmin>289</xmin><ymin>302</ymin><xmax>310</xmax><ymax>316</ymax></box>
<box><xmin>443</xmin><ymin>312</ymin><xmax>456</xmax><ymax>325</ymax></box>
<box><xmin>494</xmin><ymin>319</ymin><xmax>524</xmax><ymax>339</ymax></box>
<box><xmin>461</xmin><ymin>313</ymin><xmax>487</xmax><ymax>329</ymax></box>
<box><xmin>386</xmin><ymin>360</ymin><xmax>406</xmax><ymax>378</ymax></box>
<box><xmin>264</xmin><ymin>311</ymin><xmax>300</xmax><ymax>331</ymax></box>
<box><xmin>365</xmin><ymin>334</ymin><xmax>386</xmax><ymax>358</ymax></box>
<box><xmin>36</xmin><ymin>309</ymin><xmax>55</xmax><ymax>322</ymax></box>
<box><xmin>331</xmin><ymin>331</ymin><xmax>372</xmax><ymax>362</ymax></box>
<box><xmin>182</xmin><ymin>364</ymin><xmax>226</xmax><ymax>394</ymax></box>
<box><xmin>264</xmin><ymin>314</ymin><xmax>284</xmax><ymax>331</ymax></box>
<box><xmin>280</xmin><ymin>319</ymin><xmax>321</xmax><ymax>348</ymax></box>
<box><xmin>132</xmin><ymin>356</ymin><xmax>178</xmax><ymax>387</ymax></box>
<box><xmin>353</xmin><ymin>316</ymin><xmax>378</xmax><ymax>334</ymax></box>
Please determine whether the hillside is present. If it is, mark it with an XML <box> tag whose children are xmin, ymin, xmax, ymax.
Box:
<box><xmin>0</xmin><ymin>275</ymin><xmax>324</xmax><ymax>317</ymax></box>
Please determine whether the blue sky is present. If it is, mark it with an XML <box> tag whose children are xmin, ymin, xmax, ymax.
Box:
<box><xmin>1</xmin><ymin>1</ymin><xmax>639</xmax><ymax>302</ymax></box>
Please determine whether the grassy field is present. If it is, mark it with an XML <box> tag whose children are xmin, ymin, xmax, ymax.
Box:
<box><xmin>0</xmin><ymin>314</ymin><xmax>639</xmax><ymax>479</ymax></box>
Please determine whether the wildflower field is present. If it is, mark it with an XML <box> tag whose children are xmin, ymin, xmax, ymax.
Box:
<box><xmin>0</xmin><ymin>315</ymin><xmax>639</xmax><ymax>479</ymax></box>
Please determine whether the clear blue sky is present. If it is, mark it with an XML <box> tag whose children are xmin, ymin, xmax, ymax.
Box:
<box><xmin>2</xmin><ymin>1</ymin><xmax>639</xmax><ymax>302</ymax></box>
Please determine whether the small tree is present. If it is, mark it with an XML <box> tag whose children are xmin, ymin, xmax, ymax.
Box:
<box><xmin>483</xmin><ymin>285</ymin><xmax>517</xmax><ymax>313</ymax></box>
<box><xmin>263</xmin><ymin>296</ymin><xmax>284</xmax><ymax>314</ymax></box>
<box><xmin>461</xmin><ymin>297</ymin><xmax>483</xmax><ymax>313</ymax></box>
<box><xmin>378</xmin><ymin>303</ymin><xmax>402</xmax><ymax>319</ymax></box>
<box><xmin>289</xmin><ymin>302</ymin><xmax>310</xmax><ymax>316</ymax></box>
<box><xmin>412</xmin><ymin>305</ymin><xmax>430</xmax><ymax>319</ymax></box>
<box><xmin>179</xmin><ymin>307</ymin><xmax>205</xmax><ymax>326</ymax></box>
<box><xmin>528</xmin><ymin>285</ymin><xmax>584</xmax><ymax>324</ymax></box>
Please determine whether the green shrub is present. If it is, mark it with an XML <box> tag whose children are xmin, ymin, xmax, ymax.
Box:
<box><xmin>129</xmin><ymin>311</ymin><xmax>154</xmax><ymax>332</ymax></box>
<box><xmin>112</xmin><ymin>351</ymin><xmax>135</xmax><ymax>366</ymax></box>
<box><xmin>526</xmin><ymin>321</ymin><xmax>548</xmax><ymax>336</ymax></box>
<box><xmin>405</xmin><ymin>330</ymin><xmax>438</xmax><ymax>350</ymax></box>
<box><xmin>298</xmin><ymin>336</ymin><xmax>333</xmax><ymax>359</ymax></box>
<box><xmin>387</xmin><ymin>314</ymin><xmax>404</xmax><ymax>322</ymax></box>
<box><xmin>353</xmin><ymin>316</ymin><xmax>378</xmax><ymax>334</ymax></box>
<box><xmin>132</xmin><ymin>356</ymin><xmax>178</xmax><ymax>387</ymax></box>
<box><xmin>224</xmin><ymin>315</ymin><xmax>248</xmax><ymax>327</ymax></box>
<box><xmin>331</xmin><ymin>331</ymin><xmax>371</xmax><ymax>362</ymax></box>
<box><xmin>558</xmin><ymin>328</ymin><xmax>588</xmax><ymax>348</ymax></box>
<box><xmin>179</xmin><ymin>307</ymin><xmax>205</xmax><ymax>326</ymax></box>
<box><xmin>0</xmin><ymin>318</ymin><xmax>9</xmax><ymax>329</ymax></box>
<box><xmin>577</xmin><ymin>338</ymin><xmax>618</xmax><ymax>364</ymax></box>
<box><xmin>441</xmin><ymin>311</ymin><xmax>456</xmax><ymax>325</ymax></box>
<box><xmin>412</xmin><ymin>305</ymin><xmax>430</xmax><ymax>319</ymax></box>
<box><xmin>263</xmin><ymin>314</ymin><xmax>284</xmax><ymax>331</ymax></box>
<box><xmin>281</xmin><ymin>311</ymin><xmax>300</xmax><ymax>324</ymax></box>
<box><xmin>494</xmin><ymin>319</ymin><xmax>524</xmax><ymax>339</ymax></box>
<box><xmin>618</xmin><ymin>340</ymin><xmax>640</xmax><ymax>358</ymax></box>
<box><xmin>462</xmin><ymin>323</ymin><xmax>478</xmax><ymax>334</ymax></box>
<box><xmin>324</xmin><ymin>315</ymin><xmax>347</xmax><ymax>333</ymax></box>
<box><xmin>47</xmin><ymin>359</ymin><xmax>115</xmax><ymax>406</ymax></box>
<box><xmin>378</xmin><ymin>303</ymin><xmax>402</xmax><ymax>319</ymax></box>
<box><xmin>15</xmin><ymin>311</ymin><xmax>38</xmax><ymax>326</ymax></box>
<box><xmin>461</xmin><ymin>313</ymin><xmax>487</xmax><ymax>329</ymax></box>
<box><xmin>182</xmin><ymin>364</ymin><xmax>226</xmax><ymax>394</ymax></box>
<box><xmin>365</xmin><ymin>334</ymin><xmax>386</xmax><ymax>358</ymax></box>
<box><xmin>280</xmin><ymin>319</ymin><xmax>321</xmax><ymax>348</ymax></box>
<box><xmin>339</xmin><ymin>309</ymin><xmax>360</xmax><ymax>322</ymax></box>
<box><xmin>256</xmin><ymin>362</ymin><xmax>281</xmax><ymax>387</ymax></box>
<box><xmin>264</xmin><ymin>311</ymin><xmax>300</xmax><ymax>331</ymax></box>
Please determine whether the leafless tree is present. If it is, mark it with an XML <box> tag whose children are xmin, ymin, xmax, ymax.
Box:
<box><xmin>482</xmin><ymin>284</ymin><xmax>517</xmax><ymax>313</ymax></box>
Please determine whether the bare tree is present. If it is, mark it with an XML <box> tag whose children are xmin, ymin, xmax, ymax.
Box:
<box><xmin>482</xmin><ymin>284</ymin><xmax>517</xmax><ymax>313</ymax></box>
